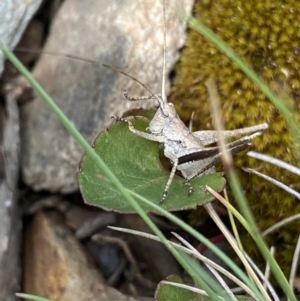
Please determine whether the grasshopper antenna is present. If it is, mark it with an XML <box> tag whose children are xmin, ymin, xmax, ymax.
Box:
<box><xmin>102</xmin><ymin>64</ymin><xmax>164</xmax><ymax>105</ymax></box>
<box><xmin>161</xmin><ymin>0</ymin><xmax>167</xmax><ymax>104</ymax></box>
<box><xmin>157</xmin><ymin>0</ymin><xmax>170</xmax><ymax>118</ymax></box>
<box><xmin>14</xmin><ymin>47</ymin><xmax>101</xmax><ymax>66</ymax></box>
<box><xmin>14</xmin><ymin>48</ymin><xmax>170</xmax><ymax>116</ymax></box>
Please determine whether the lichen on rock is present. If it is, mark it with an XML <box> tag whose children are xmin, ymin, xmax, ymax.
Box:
<box><xmin>170</xmin><ymin>0</ymin><xmax>300</xmax><ymax>276</ymax></box>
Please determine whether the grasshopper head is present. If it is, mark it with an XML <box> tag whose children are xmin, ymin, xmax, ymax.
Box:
<box><xmin>149</xmin><ymin>99</ymin><xmax>177</xmax><ymax>134</ymax></box>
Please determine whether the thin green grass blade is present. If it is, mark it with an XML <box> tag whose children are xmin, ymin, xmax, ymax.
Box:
<box><xmin>16</xmin><ymin>293</ymin><xmax>53</xmax><ymax>301</ymax></box>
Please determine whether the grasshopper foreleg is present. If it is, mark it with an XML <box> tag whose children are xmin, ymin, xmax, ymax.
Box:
<box><xmin>160</xmin><ymin>158</ymin><xmax>179</xmax><ymax>204</ymax></box>
<box><xmin>113</xmin><ymin>116</ymin><xmax>166</xmax><ymax>143</ymax></box>
<box><xmin>123</xmin><ymin>90</ymin><xmax>161</xmax><ymax>101</ymax></box>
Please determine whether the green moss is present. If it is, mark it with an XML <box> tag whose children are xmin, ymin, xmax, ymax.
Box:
<box><xmin>170</xmin><ymin>0</ymin><xmax>300</xmax><ymax>276</ymax></box>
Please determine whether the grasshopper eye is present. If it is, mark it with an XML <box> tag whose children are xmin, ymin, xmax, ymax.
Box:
<box><xmin>160</xmin><ymin>108</ymin><xmax>169</xmax><ymax>117</ymax></box>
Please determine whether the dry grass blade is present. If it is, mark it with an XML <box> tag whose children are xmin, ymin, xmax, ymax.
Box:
<box><xmin>264</xmin><ymin>247</ymin><xmax>275</xmax><ymax>291</ymax></box>
<box><xmin>247</xmin><ymin>151</ymin><xmax>300</xmax><ymax>296</ymax></box>
<box><xmin>289</xmin><ymin>234</ymin><xmax>300</xmax><ymax>300</ymax></box>
<box><xmin>160</xmin><ymin>281</ymin><xmax>222</xmax><ymax>298</ymax></box>
<box><xmin>203</xmin><ymin>78</ymin><xmax>287</xmax><ymax>300</ymax></box>
<box><xmin>204</xmin><ymin>203</ymin><xmax>272</xmax><ymax>301</ymax></box>
<box><xmin>171</xmin><ymin>231</ymin><xmax>197</xmax><ymax>252</ymax></box>
<box><xmin>243</xmin><ymin>252</ymin><xmax>279</xmax><ymax>301</ymax></box>
<box><xmin>224</xmin><ymin>189</ymin><xmax>244</xmax><ymax>257</ymax></box>
<box><xmin>243</xmin><ymin>167</ymin><xmax>300</xmax><ymax>200</ymax></box>
<box><xmin>248</xmin><ymin>151</ymin><xmax>300</xmax><ymax>176</ymax></box>
<box><xmin>262</xmin><ymin>214</ymin><xmax>300</xmax><ymax>237</ymax></box>
<box><xmin>171</xmin><ymin>232</ymin><xmax>237</xmax><ymax>301</ymax></box>
<box><xmin>205</xmin><ymin>186</ymin><xmax>249</xmax><ymax>231</ymax></box>
<box><xmin>205</xmin><ymin>187</ymin><xmax>279</xmax><ymax>301</ymax></box>
<box><xmin>108</xmin><ymin>226</ymin><xmax>258</xmax><ymax>299</ymax></box>
<box><xmin>205</xmin><ymin>79</ymin><xmax>232</xmax><ymax>165</ymax></box>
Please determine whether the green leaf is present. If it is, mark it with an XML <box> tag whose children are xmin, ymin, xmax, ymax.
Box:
<box><xmin>155</xmin><ymin>275</ymin><xmax>255</xmax><ymax>301</ymax></box>
<box><xmin>78</xmin><ymin>117</ymin><xmax>226</xmax><ymax>213</ymax></box>
<box><xmin>155</xmin><ymin>274</ymin><xmax>200</xmax><ymax>301</ymax></box>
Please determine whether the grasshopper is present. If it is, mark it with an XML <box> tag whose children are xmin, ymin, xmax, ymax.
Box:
<box><xmin>113</xmin><ymin>94</ymin><xmax>267</xmax><ymax>203</ymax></box>
<box><xmin>106</xmin><ymin>0</ymin><xmax>268</xmax><ymax>203</ymax></box>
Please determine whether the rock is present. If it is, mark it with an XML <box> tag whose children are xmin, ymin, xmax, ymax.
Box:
<box><xmin>85</xmin><ymin>240</ymin><xmax>125</xmax><ymax>284</ymax></box>
<box><xmin>0</xmin><ymin>92</ymin><xmax>21</xmax><ymax>300</ymax></box>
<box><xmin>23</xmin><ymin>210</ymin><xmax>141</xmax><ymax>301</ymax></box>
<box><xmin>20</xmin><ymin>0</ymin><xmax>194</xmax><ymax>192</ymax></box>
<box><xmin>0</xmin><ymin>0</ymin><xmax>42</xmax><ymax>74</ymax></box>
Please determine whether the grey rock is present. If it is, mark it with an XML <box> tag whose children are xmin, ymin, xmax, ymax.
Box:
<box><xmin>0</xmin><ymin>0</ymin><xmax>43</xmax><ymax>74</ymax></box>
<box><xmin>20</xmin><ymin>0</ymin><xmax>194</xmax><ymax>192</ymax></box>
<box><xmin>0</xmin><ymin>93</ymin><xmax>21</xmax><ymax>301</ymax></box>
<box><xmin>23</xmin><ymin>210</ymin><xmax>141</xmax><ymax>301</ymax></box>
